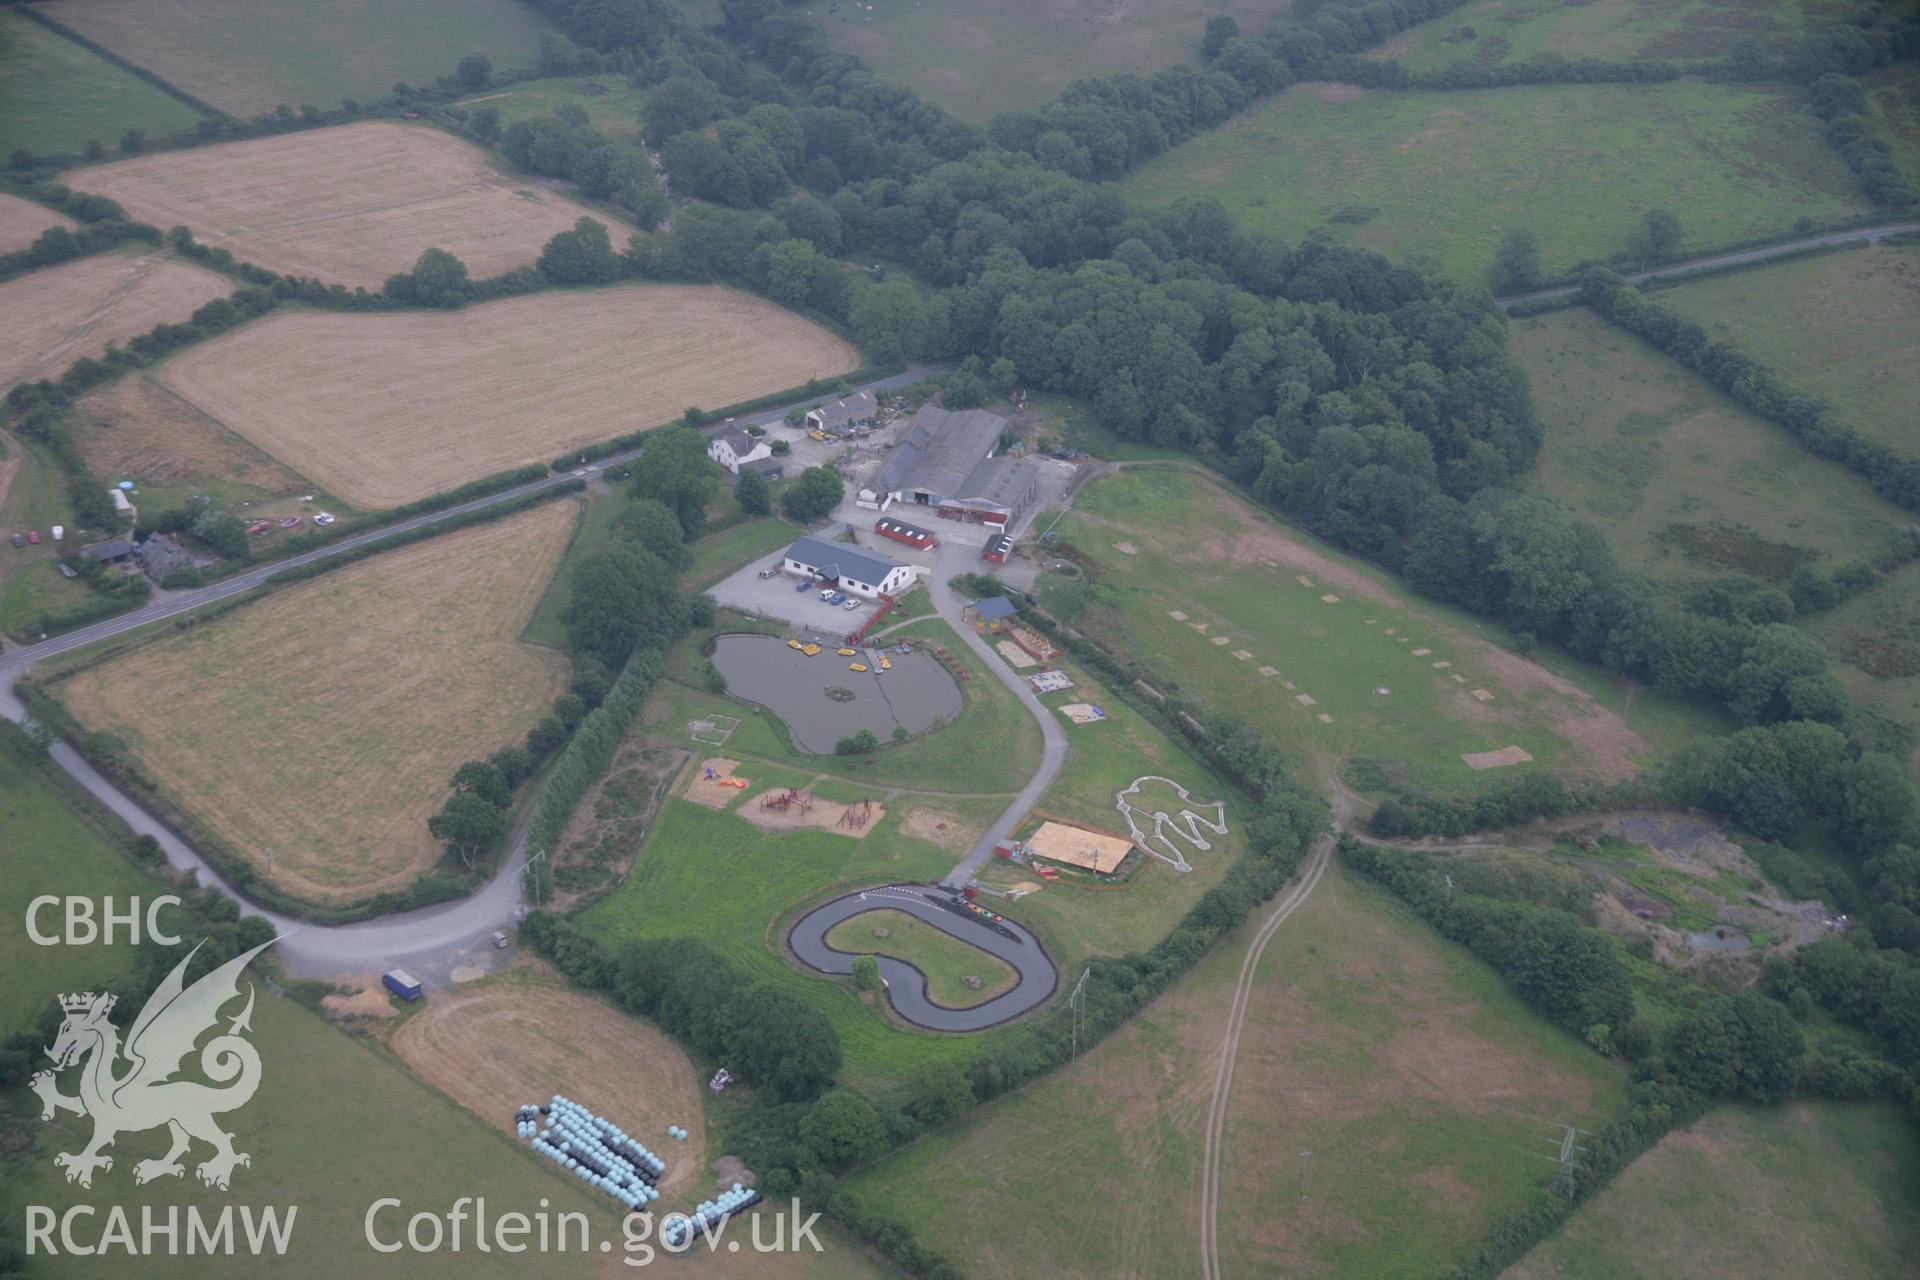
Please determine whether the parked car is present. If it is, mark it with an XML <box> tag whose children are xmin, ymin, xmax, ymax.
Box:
<box><xmin>8</xmin><ymin>534</ymin><xmax>20</xmax><ymax>549</ymax></box>
<box><xmin>794</xmin><ymin>578</ymin><xmax>812</xmax><ymax>593</ymax></box>
<box><xmin>819</xmin><ymin>588</ymin><xmax>836</xmax><ymax>601</ymax></box>
<box><xmin>57</xmin><ymin>563</ymin><xmax>77</xmax><ymax>579</ymax></box>
<box><xmin>758</xmin><ymin>567</ymin><xmax>777</xmax><ymax>579</ymax></box>
<box><xmin>246</xmin><ymin>520</ymin><xmax>271</xmax><ymax>536</ymax></box>
<box><xmin>26</xmin><ymin>530</ymin><xmax>39</xmax><ymax>545</ymax></box>
<box><xmin>843</xmin><ymin>598</ymin><xmax>861</xmax><ymax>611</ymax></box>
<box><xmin>313</xmin><ymin>512</ymin><xmax>336</xmax><ymax>526</ymax></box>
<box><xmin>830</xmin><ymin>592</ymin><xmax>848</xmax><ymax>606</ymax></box>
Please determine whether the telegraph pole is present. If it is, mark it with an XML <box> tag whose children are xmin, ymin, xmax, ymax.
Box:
<box><xmin>1297</xmin><ymin>1151</ymin><xmax>1312</xmax><ymax>1200</ymax></box>
<box><xmin>1069</xmin><ymin>964</ymin><xmax>1091</xmax><ymax>1060</ymax></box>
<box><xmin>523</xmin><ymin>848</ymin><xmax>549</xmax><ymax>909</ymax></box>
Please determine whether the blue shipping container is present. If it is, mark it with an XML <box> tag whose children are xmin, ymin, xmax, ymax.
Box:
<box><xmin>383</xmin><ymin>970</ymin><xmax>423</xmax><ymax>1000</ymax></box>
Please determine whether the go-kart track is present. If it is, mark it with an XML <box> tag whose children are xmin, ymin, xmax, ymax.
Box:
<box><xmin>787</xmin><ymin>885</ymin><xmax>1059</xmax><ymax>1031</ymax></box>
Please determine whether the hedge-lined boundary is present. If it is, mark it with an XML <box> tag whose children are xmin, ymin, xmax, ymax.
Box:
<box><xmin>16</xmin><ymin>483</ymin><xmax>584</xmax><ymax>924</ymax></box>
<box><xmin>11</xmin><ymin>4</ymin><xmax>228</xmax><ymax>121</ymax></box>
<box><xmin>1579</xmin><ymin>268</ymin><xmax>1920</xmax><ymax>512</ymax></box>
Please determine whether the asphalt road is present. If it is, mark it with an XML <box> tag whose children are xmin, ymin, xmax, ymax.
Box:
<box><xmin>0</xmin><ymin>365</ymin><xmax>948</xmax><ymax>983</ymax></box>
<box><xmin>1496</xmin><ymin>222</ymin><xmax>1920</xmax><ymax>308</ymax></box>
<box><xmin>786</xmin><ymin>884</ymin><xmax>1059</xmax><ymax>1030</ymax></box>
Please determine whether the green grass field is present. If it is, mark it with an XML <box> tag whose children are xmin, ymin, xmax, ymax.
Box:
<box><xmin>1865</xmin><ymin>61</ymin><xmax>1920</xmax><ymax>193</ymax></box>
<box><xmin>813</xmin><ymin>0</ymin><xmax>1294</xmax><ymax>123</ymax></box>
<box><xmin>458</xmin><ymin>74</ymin><xmax>650</xmax><ymax>142</ymax></box>
<box><xmin>848</xmin><ymin>865</ymin><xmax>1631</xmax><ymax>1278</ymax></box>
<box><xmin>1049</xmin><ymin>466</ymin><xmax>1716</xmax><ymax>795</ymax></box>
<box><xmin>1512</xmin><ymin>307</ymin><xmax>1913</xmax><ymax>593</ymax></box>
<box><xmin>0</xmin><ymin>9</ymin><xmax>207</xmax><ymax>157</ymax></box>
<box><xmin>1508</xmin><ymin>1102</ymin><xmax>1920</xmax><ymax>1280</ymax></box>
<box><xmin>825</xmin><ymin>907</ymin><xmax>1016</xmax><ymax>1007</ymax></box>
<box><xmin>1806</xmin><ymin>559</ymin><xmax>1920</xmax><ymax>764</ymax></box>
<box><xmin>0</xmin><ymin>737</ymin><xmax>152</xmax><ymax>1037</ymax></box>
<box><xmin>1121</xmin><ymin>79</ymin><xmax>1867</xmax><ymax>281</ymax></box>
<box><xmin>40</xmin><ymin>0</ymin><xmax>549</xmax><ymax>117</ymax></box>
<box><xmin>575</xmin><ymin>792</ymin><xmax>993</xmax><ymax>1092</ymax></box>
<box><xmin>1372</xmin><ymin>0</ymin><xmax>1808</xmax><ymax>73</ymax></box>
<box><xmin>1653</xmin><ymin>242</ymin><xmax>1920</xmax><ymax>455</ymax></box>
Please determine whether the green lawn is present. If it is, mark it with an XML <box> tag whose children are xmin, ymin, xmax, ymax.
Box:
<box><xmin>1653</xmin><ymin>242</ymin><xmax>1920</xmax><ymax>455</ymax></box>
<box><xmin>1508</xmin><ymin>1102</ymin><xmax>1920</xmax><ymax>1280</ymax></box>
<box><xmin>40</xmin><ymin>0</ymin><xmax>550</xmax><ymax>117</ymax></box>
<box><xmin>826</xmin><ymin>907</ymin><xmax>1016</xmax><ymax>1007</ymax></box>
<box><xmin>0</xmin><ymin>734</ymin><xmax>152</xmax><ymax>1037</ymax></box>
<box><xmin>1372</xmin><ymin>0</ymin><xmax>1809</xmax><ymax>73</ymax></box>
<box><xmin>575</xmin><ymin>793</ymin><xmax>996</xmax><ymax>1093</ymax></box>
<box><xmin>458</xmin><ymin>74</ymin><xmax>650</xmax><ymax>142</ymax></box>
<box><xmin>683</xmin><ymin>514</ymin><xmax>792</xmax><ymax>588</ymax></box>
<box><xmin>1805</xmin><ymin>559</ymin><xmax>1920</xmax><ymax>766</ymax></box>
<box><xmin>848</xmin><ymin>866</ymin><xmax>1631</xmax><ymax>1279</ymax></box>
<box><xmin>0</xmin><ymin>9</ymin><xmax>208</xmax><ymax>157</ymax></box>
<box><xmin>1512</xmin><ymin>307</ymin><xmax>1913</xmax><ymax>594</ymax></box>
<box><xmin>1050</xmin><ymin>466</ymin><xmax>1717</xmax><ymax>795</ymax></box>
<box><xmin>812</xmin><ymin>0</ymin><xmax>1296</xmax><ymax>123</ymax></box>
<box><xmin>1121</xmin><ymin>79</ymin><xmax>1867</xmax><ymax>282</ymax></box>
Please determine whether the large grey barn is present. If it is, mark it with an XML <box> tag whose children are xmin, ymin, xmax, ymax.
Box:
<box><xmin>856</xmin><ymin>404</ymin><xmax>1039</xmax><ymax>527</ymax></box>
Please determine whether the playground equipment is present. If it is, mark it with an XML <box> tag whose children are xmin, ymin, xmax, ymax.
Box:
<box><xmin>702</xmin><ymin>764</ymin><xmax>748</xmax><ymax>789</ymax></box>
<box><xmin>708</xmin><ymin>1068</ymin><xmax>733</xmax><ymax>1093</ymax></box>
<box><xmin>520</xmin><ymin>1096</ymin><xmax>666</xmax><ymax>1212</ymax></box>
<box><xmin>761</xmin><ymin>788</ymin><xmax>813</xmax><ymax>814</ymax></box>
<box><xmin>849</xmin><ymin>662</ymin><xmax>868</xmax><ymax>672</ymax></box>
<box><xmin>838</xmin><ymin>798</ymin><xmax>875</xmax><ymax>830</ymax></box>
<box><xmin>801</xmin><ymin>643</ymin><xmax>822</xmax><ymax>656</ymax></box>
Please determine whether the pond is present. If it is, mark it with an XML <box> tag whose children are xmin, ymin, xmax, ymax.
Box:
<box><xmin>710</xmin><ymin>633</ymin><xmax>963</xmax><ymax>754</ymax></box>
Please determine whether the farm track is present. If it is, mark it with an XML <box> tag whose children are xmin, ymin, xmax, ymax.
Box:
<box><xmin>1495</xmin><ymin>221</ymin><xmax>1920</xmax><ymax>308</ymax></box>
<box><xmin>1198</xmin><ymin>831</ymin><xmax>1332</xmax><ymax>1280</ymax></box>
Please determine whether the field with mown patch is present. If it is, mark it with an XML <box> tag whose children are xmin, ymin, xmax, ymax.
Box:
<box><xmin>1511</xmin><ymin>306</ymin><xmax>1913</xmax><ymax>593</ymax></box>
<box><xmin>1370</xmin><ymin>0</ymin><xmax>1808</xmax><ymax>73</ymax></box>
<box><xmin>848</xmin><ymin>864</ymin><xmax>1632</xmax><ymax>1279</ymax></box>
<box><xmin>56</xmin><ymin>502</ymin><xmax>575</xmax><ymax>907</ymax></box>
<box><xmin>40</xmin><ymin>0</ymin><xmax>548</xmax><ymax>117</ymax></box>
<box><xmin>1121</xmin><ymin>79</ymin><xmax>1867</xmax><ymax>281</ymax></box>
<box><xmin>0</xmin><ymin>249</ymin><xmax>231</xmax><ymax>392</ymax></box>
<box><xmin>459</xmin><ymin>75</ymin><xmax>651</xmax><ymax>142</ymax></box>
<box><xmin>155</xmin><ymin>283</ymin><xmax>858</xmax><ymax>508</ymax></box>
<box><xmin>1047</xmin><ymin>467</ymin><xmax>1712</xmax><ymax>794</ymax></box>
<box><xmin>67</xmin><ymin>122</ymin><xmax>594</xmax><ymax>288</ymax></box>
<box><xmin>1506</xmin><ymin>1102</ymin><xmax>1920</xmax><ymax>1280</ymax></box>
<box><xmin>1652</xmin><ymin>241</ymin><xmax>1920</xmax><ymax>454</ymax></box>
<box><xmin>815</xmin><ymin>0</ymin><xmax>1294</xmax><ymax>123</ymax></box>
<box><xmin>0</xmin><ymin>9</ymin><xmax>207</xmax><ymax>157</ymax></box>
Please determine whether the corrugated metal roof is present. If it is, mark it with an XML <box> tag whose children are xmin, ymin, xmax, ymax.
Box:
<box><xmin>867</xmin><ymin>405</ymin><xmax>1005</xmax><ymax>500</ymax></box>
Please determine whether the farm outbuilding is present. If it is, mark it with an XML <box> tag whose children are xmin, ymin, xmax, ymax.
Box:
<box><xmin>805</xmin><ymin>390</ymin><xmax>879</xmax><ymax>436</ymax></box>
<box><xmin>79</xmin><ymin>537</ymin><xmax>133</xmax><ymax>566</ymax></box>
<box><xmin>963</xmin><ymin>596</ymin><xmax>1020</xmax><ymax>633</ymax></box>
<box><xmin>982</xmin><ymin>531</ymin><xmax>1012</xmax><ymax>563</ymax></box>
<box><xmin>858</xmin><ymin>404</ymin><xmax>1039</xmax><ymax>526</ymax></box>
<box><xmin>781</xmin><ymin>534</ymin><xmax>914</xmax><ymax>600</ymax></box>
<box><xmin>874</xmin><ymin>515</ymin><xmax>936</xmax><ymax>549</ymax></box>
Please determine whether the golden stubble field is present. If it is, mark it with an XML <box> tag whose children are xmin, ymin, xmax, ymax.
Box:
<box><xmin>67</xmin><ymin>122</ymin><xmax>593</xmax><ymax>286</ymax></box>
<box><xmin>0</xmin><ymin>191</ymin><xmax>72</xmax><ymax>254</ymax></box>
<box><xmin>60</xmin><ymin>502</ymin><xmax>576</xmax><ymax>906</ymax></box>
<box><xmin>158</xmin><ymin>284</ymin><xmax>862</xmax><ymax>507</ymax></box>
<box><xmin>0</xmin><ymin>251</ymin><xmax>230</xmax><ymax>390</ymax></box>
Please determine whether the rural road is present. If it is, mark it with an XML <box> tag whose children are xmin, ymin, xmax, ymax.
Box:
<box><xmin>787</xmin><ymin>884</ymin><xmax>1059</xmax><ymax>1030</ymax></box>
<box><xmin>1495</xmin><ymin>221</ymin><xmax>1920</xmax><ymax>308</ymax></box>
<box><xmin>0</xmin><ymin>365</ymin><xmax>948</xmax><ymax>983</ymax></box>
<box><xmin>1198</xmin><ymin>831</ymin><xmax>1334</xmax><ymax>1280</ymax></box>
<box><xmin>926</xmin><ymin>538</ymin><xmax>1072</xmax><ymax>888</ymax></box>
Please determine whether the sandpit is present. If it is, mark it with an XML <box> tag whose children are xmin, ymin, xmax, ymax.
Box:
<box><xmin>738</xmin><ymin>788</ymin><xmax>885</xmax><ymax>837</ymax></box>
<box><xmin>1463</xmin><ymin>746</ymin><xmax>1535</xmax><ymax>770</ymax></box>
<box><xmin>683</xmin><ymin>757</ymin><xmax>746</xmax><ymax>808</ymax></box>
<box><xmin>996</xmin><ymin>639</ymin><xmax>1038</xmax><ymax>668</ymax></box>
<box><xmin>1026</xmin><ymin>820</ymin><xmax>1136</xmax><ymax>874</ymax></box>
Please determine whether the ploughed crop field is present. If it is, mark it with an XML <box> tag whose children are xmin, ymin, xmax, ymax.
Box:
<box><xmin>1652</xmin><ymin>242</ymin><xmax>1920</xmax><ymax>455</ymax></box>
<box><xmin>0</xmin><ymin>190</ymin><xmax>73</xmax><ymax>253</ymax></box>
<box><xmin>1511</xmin><ymin>307</ymin><xmax>1912</xmax><ymax>595</ymax></box>
<box><xmin>156</xmin><ymin>284</ymin><xmax>860</xmax><ymax>508</ymax></box>
<box><xmin>1048</xmin><ymin>467</ymin><xmax>1711</xmax><ymax>794</ymax></box>
<box><xmin>66</xmin><ymin>122</ymin><xmax>594</xmax><ymax>287</ymax></box>
<box><xmin>0</xmin><ymin>8</ymin><xmax>208</xmax><ymax>158</ymax></box>
<box><xmin>1506</xmin><ymin>1102</ymin><xmax>1920</xmax><ymax>1280</ymax></box>
<box><xmin>849</xmin><ymin>867</ymin><xmax>1630</xmax><ymax>1279</ymax></box>
<box><xmin>57</xmin><ymin>502</ymin><xmax>574</xmax><ymax>907</ymax></box>
<box><xmin>1368</xmin><ymin>0</ymin><xmax>1809</xmax><ymax>73</ymax></box>
<box><xmin>818</xmin><ymin>0</ymin><xmax>1295</xmax><ymax>122</ymax></box>
<box><xmin>1121</xmin><ymin>80</ymin><xmax>1865</xmax><ymax>281</ymax></box>
<box><xmin>39</xmin><ymin>0</ymin><xmax>548</xmax><ymax>117</ymax></box>
<box><xmin>0</xmin><ymin>250</ymin><xmax>231</xmax><ymax>392</ymax></box>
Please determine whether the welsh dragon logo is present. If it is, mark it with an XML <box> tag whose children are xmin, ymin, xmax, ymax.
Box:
<box><xmin>31</xmin><ymin>938</ymin><xmax>275</xmax><ymax>1190</ymax></box>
